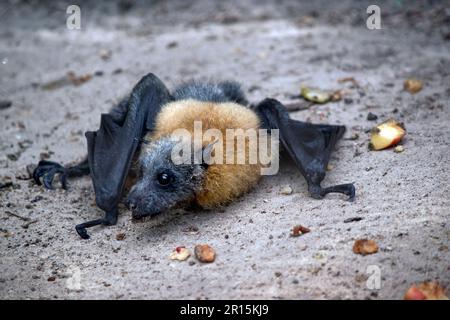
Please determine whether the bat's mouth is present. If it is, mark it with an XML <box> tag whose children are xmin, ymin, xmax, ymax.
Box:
<box><xmin>131</xmin><ymin>210</ymin><xmax>162</xmax><ymax>222</ymax></box>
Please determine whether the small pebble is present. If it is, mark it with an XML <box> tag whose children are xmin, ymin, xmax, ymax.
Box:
<box><xmin>367</xmin><ymin>112</ymin><xmax>378</xmax><ymax>121</ymax></box>
<box><xmin>394</xmin><ymin>145</ymin><xmax>404</xmax><ymax>153</ymax></box>
<box><xmin>279</xmin><ymin>185</ymin><xmax>293</xmax><ymax>195</ymax></box>
<box><xmin>0</xmin><ymin>100</ymin><xmax>12</xmax><ymax>110</ymax></box>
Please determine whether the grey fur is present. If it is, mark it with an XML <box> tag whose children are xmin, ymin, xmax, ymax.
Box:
<box><xmin>173</xmin><ymin>81</ymin><xmax>248</xmax><ymax>105</ymax></box>
<box><xmin>126</xmin><ymin>137</ymin><xmax>205</xmax><ymax>218</ymax></box>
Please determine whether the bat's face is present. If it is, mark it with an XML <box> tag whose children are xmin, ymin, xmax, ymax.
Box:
<box><xmin>126</xmin><ymin>138</ymin><xmax>205</xmax><ymax>220</ymax></box>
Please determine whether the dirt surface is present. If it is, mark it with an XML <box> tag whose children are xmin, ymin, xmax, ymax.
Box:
<box><xmin>1</xmin><ymin>0</ymin><xmax>449</xmax><ymax>299</ymax></box>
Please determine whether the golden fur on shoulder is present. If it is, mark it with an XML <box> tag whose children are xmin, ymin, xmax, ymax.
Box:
<box><xmin>143</xmin><ymin>99</ymin><xmax>263</xmax><ymax>208</ymax></box>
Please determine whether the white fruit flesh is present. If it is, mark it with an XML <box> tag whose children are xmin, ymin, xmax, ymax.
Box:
<box><xmin>370</xmin><ymin>120</ymin><xmax>405</xmax><ymax>150</ymax></box>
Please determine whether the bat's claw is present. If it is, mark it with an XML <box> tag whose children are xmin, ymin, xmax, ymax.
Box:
<box><xmin>33</xmin><ymin>160</ymin><xmax>69</xmax><ymax>190</ymax></box>
<box><xmin>75</xmin><ymin>210</ymin><xmax>118</xmax><ymax>240</ymax></box>
<box><xmin>345</xmin><ymin>184</ymin><xmax>356</xmax><ymax>202</ymax></box>
<box><xmin>323</xmin><ymin>183</ymin><xmax>355</xmax><ymax>201</ymax></box>
<box><xmin>75</xmin><ymin>224</ymin><xmax>90</xmax><ymax>239</ymax></box>
<box><xmin>310</xmin><ymin>183</ymin><xmax>356</xmax><ymax>201</ymax></box>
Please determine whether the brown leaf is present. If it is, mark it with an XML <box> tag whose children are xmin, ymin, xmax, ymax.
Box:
<box><xmin>352</xmin><ymin>239</ymin><xmax>378</xmax><ymax>255</ymax></box>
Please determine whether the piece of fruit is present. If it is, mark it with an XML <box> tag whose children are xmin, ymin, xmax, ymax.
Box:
<box><xmin>352</xmin><ymin>239</ymin><xmax>378</xmax><ymax>255</ymax></box>
<box><xmin>404</xmin><ymin>282</ymin><xmax>448</xmax><ymax>300</ymax></box>
<box><xmin>301</xmin><ymin>87</ymin><xmax>331</xmax><ymax>103</ymax></box>
<box><xmin>394</xmin><ymin>145</ymin><xmax>404</xmax><ymax>153</ymax></box>
<box><xmin>194</xmin><ymin>244</ymin><xmax>216</xmax><ymax>263</ymax></box>
<box><xmin>170</xmin><ymin>246</ymin><xmax>191</xmax><ymax>261</ymax></box>
<box><xmin>291</xmin><ymin>225</ymin><xmax>311</xmax><ymax>237</ymax></box>
<box><xmin>404</xmin><ymin>79</ymin><xmax>423</xmax><ymax>94</ymax></box>
<box><xmin>369</xmin><ymin>119</ymin><xmax>405</xmax><ymax>151</ymax></box>
<box><xmin>280</xmin><ymin>185</ymin><xmax>293</xmax><ymax>195</ymax></box>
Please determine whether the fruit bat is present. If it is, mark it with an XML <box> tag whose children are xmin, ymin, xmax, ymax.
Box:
<box><xmin>33</xmin><ymin>73</ymin><xmax>355</xmax><ymax>239</ymax></box>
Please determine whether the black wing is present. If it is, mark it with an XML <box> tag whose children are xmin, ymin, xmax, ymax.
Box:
<box><xmin>255</xmin><ymin>98</ymin><xmax>355</xmax><ymax>200</ymax></box>
<box><xmin>76</xmin><ymin>73</ymin><xmax>172</xmax><ymax>238</ymax></box>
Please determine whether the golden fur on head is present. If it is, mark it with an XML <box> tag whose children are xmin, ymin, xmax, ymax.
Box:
<box><xmin>142</xmin><ymin>99</ymin><xmax>263</xmax><ymax>208</ymax></box>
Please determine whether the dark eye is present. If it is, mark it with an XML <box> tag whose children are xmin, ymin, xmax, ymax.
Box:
<box><xmin>157</xmin><ymin>171</ymin><xmax>172</xmax><ymax>186</ymax></box>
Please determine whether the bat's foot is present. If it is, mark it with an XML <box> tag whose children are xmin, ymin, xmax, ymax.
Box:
<box><xmin>309</xmin><ymin>183</ymin><xmax>356</xmax><ymax>201</ymax></box>
<box><xmin>33</xmin><ymin>160</ymin><xmax>69</xmax><ymax>190</ymax></box>
<box><xmin>75</xmin><ymin>209</ymin><xmax>118</xmax><ymax>240</ymax></box>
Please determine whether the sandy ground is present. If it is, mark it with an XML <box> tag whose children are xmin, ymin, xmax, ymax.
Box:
<box><xmin>0</xmin><ymin>0</ymin><xmax>449</xmax><ymax>299</ymax></box>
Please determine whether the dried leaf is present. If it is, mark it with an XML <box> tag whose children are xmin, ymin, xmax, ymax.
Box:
<box><xmin>352</xmin><ymin>239</ymin><xmax>378</xmax><ymax>255</ymax></box>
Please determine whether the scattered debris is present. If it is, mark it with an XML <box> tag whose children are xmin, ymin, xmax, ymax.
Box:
<box><xmin>112</xmin><ymin>68</ymin><xmax>123</xmax><ymax>75</ymax></box>
<box><xmin>194</xmin><ymin>244</ymin><xmax>216</xmax><ymax>263</ymax></box>
<box><xmin>367</xmin><ymin>112</ymin><xmax>378</xmax><ymax>121</ymax></box>
<box><xmin>0</xmin><ymin>228</ymin><xmax>13</xmax><ymax>238</ymax></box>
<box><xmin>99</xmin><ymin>49</ymin><xmax>112</xmax><ymax>61</ymax></box>
<box><xmin>166</xmin><ymin>41</ymin><xmax>178</xmax><ymax>49</ymax></box>
<box><xmin>7</xmin><ymin>153</ymin><xmax>19</xmax><ymax>161</ymax></box>
<box><xmin>404</xmin><ymin>282</ymin><xmax>448</xmax><ymax>300</ymax></box>
<box><xmin>47</xmin><ymin>276</ymin><xmax>56</xmax><ymax>282</ymax></box>
<box><xmin>116</xmin><ymin>233</ymin><xmax>126</xmax><ymax>241</ymax></box>
<box><xmin>369</xmin><ymin>119</ymin><xmax>406</xmax><ymax>151</ymax></box>
<box><xmin>301</xmin><ymin>87</ymin><xmax>331</xmax><ymax>104</ymax></box>
<box><xmin>337</xmin><ymin>77</ymin><xmax>359</xmax><ymax>87</ymax></box>
<box><xmin>39</xmin><ymin>152</ymin><xmax>51</xmax><ymax>160</ymax></box>
<box><xmin>284</xmin><ymin>101</ymin><xmax>312</xmax><ymax>112</ymax></box>
<box><xmin>345</xmin><ymin>133</ymin><xmax>359</xmax><ymax>141</ymax></box>
<box><xmin>30</xmin><ymin>196</ymin><xmax>44</xmax><ymax>203</ymax></box>
<box><xmin>170</xmin><ymin>246</ymin><xmax>191</xmax><ymax>261</ymax></box>
<box><xmin>0</xmin><ymin>181</ymin><xmax>13</xmax><ymax>190</ymax></box>
<box><xmin>352</xmin><ymin>239</ymin><xmax>379</xmax><ymax>255</ymax></box>
<box><xmin>67</xmin><ymin>71</ymin><xmax>93</xmax><ymax>86</ymax></box>
<box><xmin>42</xmin><ymin>71</ymin><xmax>93</xmax><ymax>90</ymax></box>
<box><xmin>394</xmin><ymin>145</ymin><xmax>405</xmax><ymax>153</ymax></box>
<box><xmin>330</xmin><ymin>89</ymin><xmax>343</xmax><ymax>102</ymax></box>
<box><xmin>182</xmin><ymin>226</ymin><xmax>199</xmax><ymax>235</ymax></box>
<box><xmin>344</xmin><ymin>217</ymin><xmax>363</xmax><ymax>223</ymax></box>
<box><xmin>5</xmin><ymin>211</ymin><xmax>30</xmax><ymax>221</ymax></box>
<box><xmin>291</xmin><ymin>225</ymin><xmax>311</xmax><ymax>237</ymax></box>
<box><xmin>279</xmin><ymin>185</ymin><xmax>293</xmax><ymax>195</ymax></box>
<box><xmin>21</xmin><ymin>219</ymin><xmax>38</xmax><ymax>229</ymax></box>
<box><xmin>344</xmin><ymin>97</ymin><xmax>353</xmax><ymax>104</ymax></box>
<box><xmin>0</xmin><ymin>100</ymin><xmax>12</xmax><ymax>110</ymax></box>
<box><xmin>326</xmin><ymin>164</ymin><xmax>333</xmax><ymax>171</ymax></box>
<box><xmin>404</xmin><ymin>78</ymin><xmax>423</xmax><ymax>94</ymax></box>
<box><xmin>18</xmin><ymin>140</ymin><xmax>33</xmax><ymax>150</ymax></box>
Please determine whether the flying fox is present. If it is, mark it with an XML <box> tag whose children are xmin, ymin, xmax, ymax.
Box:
<box><xmin>33</xmin><ymin>73</ymin><xmax>355</xmax><ymax>239</ymax></box>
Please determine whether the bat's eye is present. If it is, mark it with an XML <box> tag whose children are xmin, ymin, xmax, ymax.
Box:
<box><xmin>157</xmin><ymin>171</ymin><xmax>172</xmax><ymax>186</ymax></box>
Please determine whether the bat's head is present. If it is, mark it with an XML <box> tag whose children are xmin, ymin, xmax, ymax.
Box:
<box><xmin>126</xmin><ymin>137</ymin><xmax>211</xmax><ymax>220</ymax></box>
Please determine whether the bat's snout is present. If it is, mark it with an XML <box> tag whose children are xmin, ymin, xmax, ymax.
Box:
<box><xmin>126</xmin><ymin>197</ymin><xmax>162</xmax><ymax>221</ymax></box>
